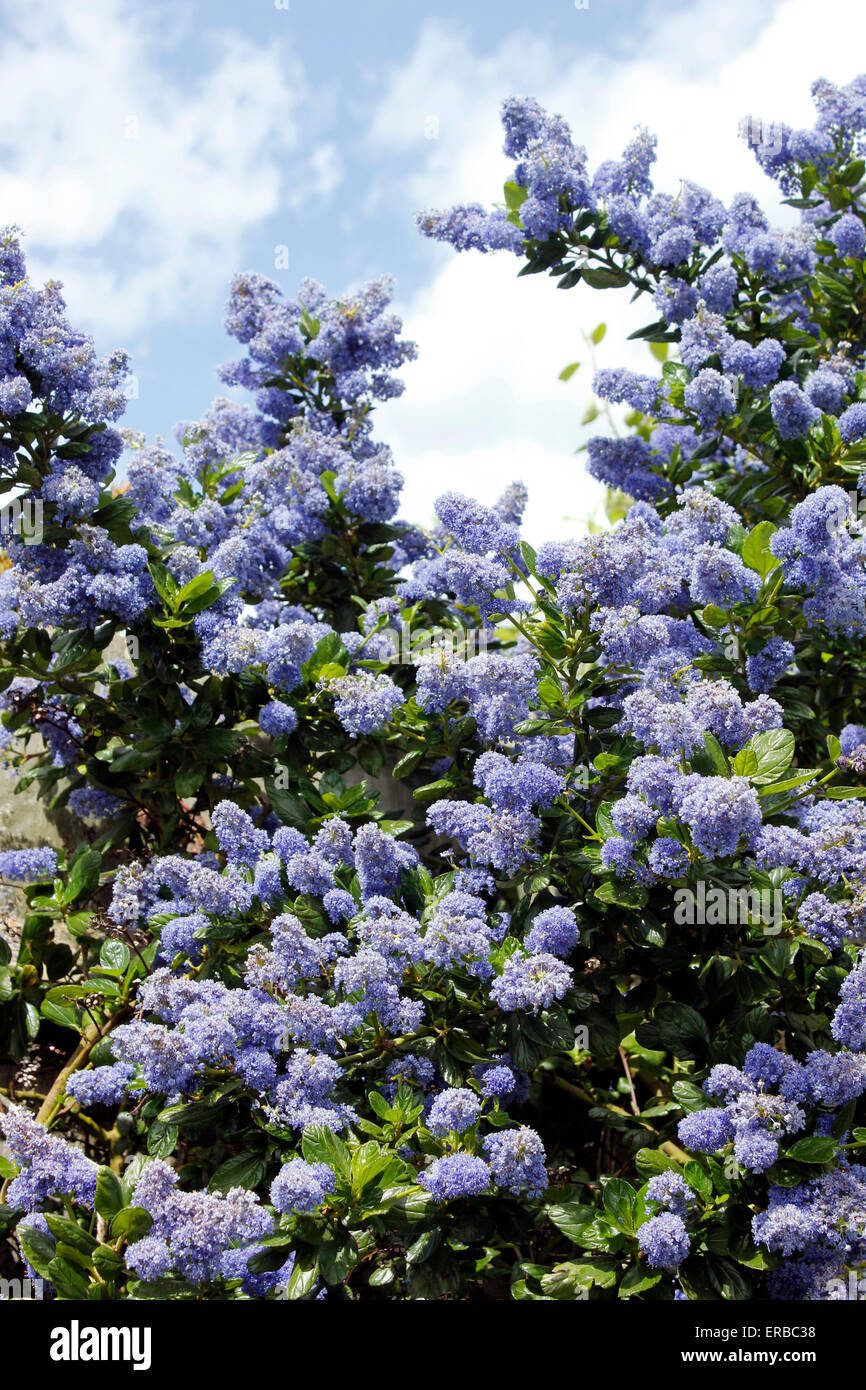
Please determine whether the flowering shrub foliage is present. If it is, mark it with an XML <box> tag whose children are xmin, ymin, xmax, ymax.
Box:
<box><xmin>3</xmin><ymin>74</ymin><xmax>866</xmax><ymax>1302</ymax></box>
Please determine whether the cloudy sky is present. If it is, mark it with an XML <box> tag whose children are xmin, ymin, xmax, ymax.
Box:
<box><xmin>2</xmin><ymin>0</ymin><xmax>864</xmax><ymax>540</ymax></box>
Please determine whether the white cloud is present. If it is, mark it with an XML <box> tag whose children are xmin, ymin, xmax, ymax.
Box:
<box><xmin>371</xmin><ymin>0</ymin><xmax>866</xmax><ymax>542</ymax></box>
<box><xmin>385</xmin><ymin>252</ymin><xmax>609</xmax><ymax>541</ymax></box>
<box><xmin>291</xmin><ymin>144</ymin><xmax>343</xmax><ymax>206</ymax></box>
<box><xmin>0</xmin><ymin>0</ymin><xmax>333</xmax><ymax>341</ymax></box>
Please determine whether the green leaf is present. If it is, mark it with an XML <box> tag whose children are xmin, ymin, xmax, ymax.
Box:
<box><xmin>208</xmin><ymin>1152</ymin><xmax>268</xmax><ymax>1194</ymax></box>
<box><xmin>94</xmin><ymin>1166</ymin><xmax>125</xmax><ymax>1218</ymax></box>
<box><xmin>174</xmin><ymin>569</ymin><xmax>217</xmax><ymax>606</ymax></box>
<box><xmin>412</xmin><ymin>777</ymin><xmax>458</xmax><ymax>801</ymax></box>
<box><xmin>43</xmin><ymin>1214</ymin><xmax>98</xmax><ymax>1255</ymax></box>
<box><xmin>538</xmin><ymin>1263</ymin><xmax>582</xmax><ymax>1298</ymax></box>
<box><xmin>40</xmin><ymin>1000</ymin><xmax>79</xmax><ymax>1031</ymax></box>
<box><xmin>265</xmin><ymin>777</ymin><xmax>308</xmax><ymax>830</ymax></box>
<box><xmin>63</xmin><ymin>849</ymin><xmax>102</xmax><ymax>905</ymax></box>
<box><xmin>699</xmin><ymin>604</ymin><xmax>730</xmax><ymax>629</ymax></box>
<box><xmin>47</xmin><ymin>1255</ymin><xmax>91</xmax><ymax>1300</ymax></box>
<box><xmin>558</xmin><ymin>362</ymin><xmax>580</xmax><ymax>381</ymax></box>
<box><xmin>175</xmin><ymin>766</ymin><xmax>205</xmax><ymax>798</ymax></box>
<box><xmin>758</xmin><ymin>771</ymin><xmax>818</xmax><ymax>796</ymax></box>
<box><xmin>557</xmin><ymin>267</ymin><xmax>583</xmax><ymax>289</ymax></box>
<box><xmin>654</xmin><ymin>1003</ymin><xmax>710</xmax><ymax>1059</ymax></box>
<box><xmin>99</xmin><ymin>939</ymin><xmax>130</xmax><ymax>971</ymax></box>
<box><xmin>392</xmin><ymin>750</ymin><xmax>423</xmax><ymax>780</ymax></box>
<box><xmin>44</xmin><ymin>984</ymin><xmax>100</xmax><ymax>1005</ymax></box>
<box><xmin>582</xmin><ymin>266</ymin><xmax>630</xmax><ymax>289</ymax></box>
<box><xmin>92</xmin><ymin>1244</ymin><xmax>124</xmax><ymax>1280</ymax></box>
<box><xmin>147</xmin><ymin>560</ymin><xmax>178</xmax><ymax>606</ymax></box>
<box><xmin>158</xmin><ymin>1089</ymin><xmax>240</xmax><ymax>1127</ymax></box>
<box><xmin>406</xmin><ymin>1228</ymin><xmax>441</xmax><ymax>1265</ymax></box>
<box><xmin>319</xmin><ymin>1238</ymin><xmax>358</xmax><ymax>1286</ymax></box>
<box><xmin>595</xmin><ymin>801</ymin><xmax>615</xmax><ymax>838</ymax></box>
<box><xmin>734</xmin><ymin>728</ymin><xmax>795</xmax><ymax>785</ymax></box>
<box><xmin>180</xmin><ymin>577</ymin><xmax>237</xmax><ymax>615</ymax></box>
<box><xmin>603</xmin><ymin>1178</ymin><xmax>636</xmax><ymax>1232</ymax></box>
<box><xmin>351</xmin><ymin>1142</ymin><xmax>396</xmax><ymax>1197</ymax></box>
<box><xmin>109</xmin><ymin>1206</ymin><xmax>153</xmax><ymax>1242</ymax></box>
<box><xmin>593</xmin><ymin>879</ymin><xmax>648</xmax><ymax>910</ymax></box>
<box><xmin>741</xmin><ymin>521</ymin><xmax>780</xmax><ymax>577</ymax></box>
<box><xmin>377</xmin><ymin>819</ymin><xmax>413</xmax><ymax>837</ymax></box>
<box><xmin>546</xmin><ymin>1202</ymin><xmax>596</xmax><ymax>1242</ymax></box>
<box><xmin>304</xmin><ymin>631</ymin><xmax>350</xmax><ymax>682</ymax></box>
<box><xmin>619</xmin><ymin>1263</ymin><xmax>662</xmax><ymax>1297</ymax></box>
<box><xmin>671</xmin><ymin>1079</ymin><xmax>709</xmax><ymax>1114</ymax></box>
<box><xmin>731</xmin><ymin>746</ymin><xmax>758</xmax><ymax>777</ymax></box>
<box><xmin>503</xmin><ymin>180</ymin><xmax>528</xmax><ymax>212</ymax></box>
<box><xmin>732</xmin><ymin>1241</ymin><xmax>776</xmax><ymax>1270</ymax></box>
<box><xmin>786</xmin><ymin>1136</ymin><xmax>838</xmax><ymax>1164</ymax></box>
<box><xmin>302</xmin><ymin>1124</ymin><xmax>351</xmax><ymax>1180</ymax></box>
<box><xmin>703</xmin><ymin>732</ymin><xmax>729</xmax><ymax>776</ymax></box>
<box><xmin>92</xmin><ymin>495</ymin><xmax>138</xmax><ymax>536</ymax></box>
<box><xmin>552</xmin><ymin>1256</ymin><xmax>617</xmax><ymax>1292</ymax></box>
<box><xmin>683</xmin><ymin>1161</ymin><xmax>713</xmax><ymax>1202</ymax></box>
<box><xmin>634</xmin><ymin>1148</ymin><xmax>677</xmax><ymax>1179</ymax></box>
<box><xmin>147</xmin><ymin>1120</ymin><xmax>178</xmax><ymax>1159</ymax></box>
<box><xmin>705</xmin><ymin>1255</ymin><xmax>753</xmax><ymax>1301</ymax></box>
<box><xmin>247</xmin><ymin>1243</ymin><xmax>295</xmax><ymax>1275</ymax></box>
<box><xmin>284</xmin><ymin>1258</ymin><xmax>319</xmax><ymax>1300</ymax></box>
<box><xmin>519</xmin><ymin>540</ymin><xmax>538</xmax><ymax>576</ymax></box>
<box><xmin>18</xmin><ymin>1224</ymin><xmax>57</xmax><ymax>1278</ymax></box>
<box><xmin>126</xmin><ymin>1276</ymin><xmax>195</xmax><ymax>1299</ymax></box>
<box><xmin>367</xmin><ymin>1090</ymin><xmax>395</xmax><ymax>1122</ymax></box>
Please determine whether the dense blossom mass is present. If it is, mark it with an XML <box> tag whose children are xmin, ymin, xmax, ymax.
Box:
<box><xmin>1</xmin><ymin>72</ymin><xmax>866</xmax><ymax>1304</ymax></box>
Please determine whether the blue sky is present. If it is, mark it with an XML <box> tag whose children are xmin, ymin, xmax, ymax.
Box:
<box><xmin>1</xmin><ymin>0</ymin><xmax>864</xmax><ymax>538</ymax></box>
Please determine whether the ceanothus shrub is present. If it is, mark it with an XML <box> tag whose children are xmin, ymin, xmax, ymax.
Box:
<box><xmin>2</xmin><ymin>72</ymin><xmax>866</xmax><ymax>1303</ymax></box>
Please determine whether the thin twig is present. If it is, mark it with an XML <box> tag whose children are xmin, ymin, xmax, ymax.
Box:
<box><xmin>618</xmin><ymin>1046</ymin><xmax>640</xmax><ymax>1117</ymax></box>
<box><xmin>35</xmin><ymin>1006</ymin><xmax>130</xmax><ymax>1130</ymax></box>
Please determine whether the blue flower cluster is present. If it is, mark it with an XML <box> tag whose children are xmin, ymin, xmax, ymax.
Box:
<box><xmin>91</xmin><ymin>809</ymin><xmax>572</xmax><ymax>1157</ymax></box>
<box><xmin>1</xmin><ymin>1104</ymin><xmax>98</xmax><ymax>1211</ymax></box>
<box><xmin>6</xmin><ymin>67</ymin><xmax>866</xmax><ymax>1308</ymax></box>
<box><xmin>679</xmin><ymin>1031</ymin><xmax>866</xmax><ymax>1175</ymax></box>
<box><xmin>270</xmin><ymin>1158</ymin><xmax>336</xmax><ymax>1214</ymax></box>
<box><xmin>753</xmin><ymin>1164</ymin><xmax>866</xmax><ymax>1299</ymax></box>
<box><xmin>428</xmin><ymin>751</ymin><xmax>564</xmax><ymax>874</ymax></box>
<box><xmin>0</xmin><ymin>847</ymin><xmax>58</xmax><ymax>883</ymax></box>
<box><xmin>126</xmin><ymin>1159</ymin><xmax>273</xmax><ymax>1285</ymax></box>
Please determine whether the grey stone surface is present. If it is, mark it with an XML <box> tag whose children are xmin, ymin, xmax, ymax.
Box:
<box><xmin>0</xmin><ymin>773</ymin><xmax>69</xmax><ymax>854</ymax></box>
<box><xmin>0</xmin><ymin>758</ymin><xmax>81</xmax><ymax>937</ymax></box>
